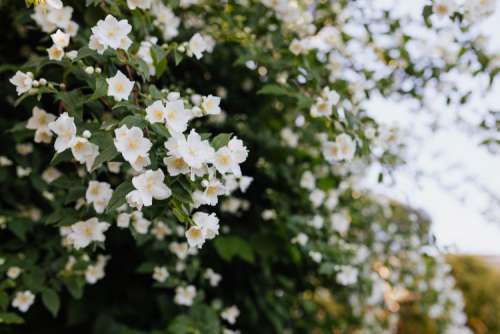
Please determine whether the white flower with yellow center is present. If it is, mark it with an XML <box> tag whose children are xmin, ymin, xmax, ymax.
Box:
<box><xmin>89</xmin><ymin>35</ymin><xmax>106</xmax><ymax>54</ymax></box>
<box><xmin>70</xmin><ymin>136</ymin><xmax>99</xmax><ymax>171</ymax></box>
<box><xmin>12</xmin><ymin>290</ymin><xmax>35</xmax><ymax>313</ymax></box>
<box><xmin>165</xmin><ymin>100</ymin><xmax>190</xmax><ymax>133</ymax></box>
<box><xmin>7</xmin><ymin>266</ymin><xmax>22</xmax><ymax>279</ymax></box>
<box><xmin>310</xmin><ymin>97</ymin><xmax>332</xmax><ymax>118</ymax></box>
<box><xmin>335</xmin><ymin>133</ymin><xmax>356</xmax><ymax>161</ymax></box>
<box><xmin>164</xmin><ymin>155</ymin><xmax>190</xmax><ymax>176</ymax></box>
<box><xmin>145</xmin><ymin>100</ymin><xmax>166</xmax><ymax>124</ymax></box>
<box><xmin>85</xmin><ymin>181</ymin><xmax>113</xmax><ymax>214</ymax></box>
<box><xmin>169</xmin><ymin>242</ymin><xmax>189</xmax><ymax>259</ymax></box>
<box><xmin>9</xmin><ymin>71</ymin><xmax>33</xmax><ymax>95</ymax></box>
<box><xmin>433</xmin><ymin>0</ymin><xmax>458</xmax><ymax>17</ymax></box>
<box><xmin>152</xmin><ymin>266</ymin><xmax>169</xmax><ymax>283</ymax></box>
<box><xmin>174</xmin><ymin>130</ymin><xmax>214</xmax><ymax>169</ymax></box>
<box><xmin>131</xmin><ymin>211</ymin><xmax>152</xmax><ymax>234</ymax></box>
<box><xmin>26</xmin><ymin>106</ymin><xmax>56</xmax><ymax>143</ymax></box>
<box><xmin>91</xmin><ymin>15</ymin><xmax>132</xmax><ymax>50</ymax></box>
<box><xmin>50</xmin><ymin>29</ymin><xmax>70</xmax><ymax>48</ymax></box>
<box><xmin>47</xmin><ymin>44</ymin><xmax>65</xmax><ymax>61</ymax></box>
<box><xmin>113</xmin><ymin>125</ymin><xmax>152</xmax><ymax>165</ymax></box>
<box><xmin>201</xmin><ymin>95</ymin><xmax>221</xmax><ymax>115</ymax></box>
<box><xmin>48</xmin><ymin>112</ymin><xmax>76</xmax><ymax>152</ymax></box>
<box><xmin>41</xmin><ymin>167</ymin><xmax>61</xmax><ymax>183</ymax></box>
<box><xmin>201</xmin><ymin>178</ymin><xmax>225</xmax><ymax>206</ymax></box>
<box><xmin>127</xmin><ymin>169</ymin><xmax>171</xmax><ymax>209</ymax></box>
<box><xmin>185</xmin><ymin>211</ymin><xmax>219</xmax><ymax>248</ymax></box>
<box><xmin>68</xmin><ymin>217</ymin><xmax>110</xmax><ymax>249</ymax></box>
<box><xmin>106</xmin><ymin>70</ymin><xmax>134</xmax><ymax>101</ymax></box>
<box><xmin>174</xmin><ymin>285</ymin><xmax>196</xmax><ymax>306</ymax></box>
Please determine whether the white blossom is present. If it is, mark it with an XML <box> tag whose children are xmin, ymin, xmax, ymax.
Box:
<box><xmin>106</xmin><ymin>70</ymin><xmax>135</xmax><ymax>101</ymax></box>
<box><xmin>12</xmin><ymin>291</ymin><xmax>35</xmax><ymax>313</ymax></box>
<box><xmin>68</xmin><ymin>217</ymin><xmax>110</xmax><ymax>249</ymax></box>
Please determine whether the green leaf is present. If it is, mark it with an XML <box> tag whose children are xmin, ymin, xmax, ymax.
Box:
<box><xmin>0</xmin><ymin>312</ymin><xmax>24</xmax><ymax>324</ymax></box>
<box><xmin>211</xmin><ymin>133</ymin><xmax>232</xmax><ymax>150</ymax></box>
<box><xmin>257</xmin><ymin>84</ymin><xmax>295</xmax><ymax>97</ymax></box>
<box><xmin>150</xmin><ymin>123</ymin><xmax>170</xmax><ymax>138</ymax></box>
<box><xmin>151</xmin><ymin>45</ymin><xmax>168</xmax><ymax>78</ymax></box>
<box><xmin>64</xmin><ymin>278</ymin><xmax>84</xmax><ymax>299</ymax></box>
<box><xmin>173</xmin><ymin>49</ymin><xmax>183</xmax><ymax>66</ymax></box>
<box><xmin>106</xmin><ymin>181</ymin><xmax>134</xmax><ymax>213</ymax></box>
<box><xmin>214</xmin><ymin>236</ymin><xmax>255</xmax><ymax>263</ymax></box>
<box><xmin>0</xmin><ymin>291</ymin><xmax>9</xmax><ymax>311</ymax></box>
<box><xmin>91</xmin><ymin>132</ymin><xmax>119</xmax><ymax>171</ymax></box>
<box><xmin>167</xmin><ymin>305</ymin><xmax>220</xmax><ymax>334</ymax></box>
<box><xmin>8</xmin><ymin>219</ymin><xmax>34</xmax><ymax>241</ymax></box>
<box><xmin>120</xmin><ymin>115</ymin><xmax>147</xmax><ymax>128</ymax></box>
<box><xmin>129</xmin><ymin>56</ymin><xmax>150</xmax><ymax>80</ymax></box>
<box><xmin>50</xmin><ymin>149</ymin><xmax>73</xmax><ymax>166</ymax></box>
<box><xmin>422</xmin><ymin>5</ymin><xmax>433</xmax><ymax>28</ymax></box>
<box><xmin>54</xmin><ymin>90</ymin><xmax>85</xmax><ymax>120</ymax></box>
<box><xmin>90</xmin><ymin>76</ymin><xmax>108</xmax><ymax>100</ymax></box>
<box><xmin>42</xmin><ymin>288</ymin><xmax>60</xmax><ymax>317</ymax></box>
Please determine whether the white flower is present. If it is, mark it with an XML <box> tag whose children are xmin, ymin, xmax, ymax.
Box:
<box><xmin>336</xmin><ymin>134</ymin><xmax>356</xmax><ymax>160</ymax></box>
<box><xmin>336</xmin><ymin>266</ymin><xmax>358</xmax><ymax>285</ymax></box>
<box><xmin>204</xmin><ymin>268</ymin><xmax>222</xmax><ymax>287</ymax></box>
<box><xmin>310</xmin><ymin>97</ymin><xmax>333</xmax><ymax>118</ymax></box>
<box><xmin>201</xmin><ymin>178</ymin><xmax>225</xmax><ymax>206</ymax></box>
<box><xmin>131</xmin><ymin>211</ymin><xmax>152</xmax><ymax>234</ymax></box>
<box><xmin>7</xmin><ymin>266</ymin><xmax>22</xmax><ymax>279</ymax></box>
<box><xmin>127</xmin><ymin>169</ymin><xmax>171</xmax><ymax>209</ymax></box>
<box><xmin>309</xmin><ymin>189</ymin><xmax>325</xmax><ymax>208</ymax></box>
<box><xmin>114</xmin><ymin>125</ymin><xmax>152</xmax><ymax>168</ymax></box>
<box><xmin>188</xmin><ymin>33</ymin><xmax>209</xmax><ymax>59</ymax></box>
<box><xmin>145</xmin><ymin>100</ymin><xmax>166</xmax><ymax>124</ymax></box>
<box><xmin>174</xmin><ymin>285</ymin><xmax>196</xmax><ymax>306</ymax></box>
<box><xmin>10</xmin><ymin>71</ymin><xmax>33</xmax><ymax>95</ymax></box>
<box><xmin>165</xmin><ymin>100</ymin><xmax>190</xmax><ymax>133</ymax></box>
<box><xmin>433</xmin><ymin>0</ymin><xmax>459</xmax><ymax>17</ymax></box>
<box><xmin>192</xmin><ymin>212</ymin><xmax>219</xmax><ymax>239</ymax></box>
<box><xmin>117</xmin><ymin>213</ymin><xmax>131</xmax><ymax>228</ymax></box>
<box><xmin>201</xmin><ymin>95</ymin><xmax>221</xmax><ymax>115</ymax></box>
<box><xmin>221</xmin><ymin>306</ymin><xmax>240</xmax><ymax>325</ymax></box>
<box><xmin>12</xmin><ymin>291</ymin><xmax>35</xmax><ymax>313</ymax></box>
<box><xmin>106</xmin><ymin>70</ymin><xmax>134</xmax><ymax>101</ymax></box>
<box><xmin>127</xmin><ymin>0</ymin><xmax>152</xmax><ymax>10</ymax></box>
<box><xmin>185</xmin><ymin>225</ymin><xmax>205</xmax><ymax>248</ymax></box>
<box><xmin>239</xmin><ymin>176</ymin><xmax>253</xmax><ymax>193</ymax></box>
<box><xmin>300</xmin><ymin>171</ymin><xmax>315</xmax><ymax>190</ymax></box>
<box><xmin>322</xmin><ymin>134</ymin><xmax>355</xmax><ymax>162</ymax></box>
<box><xmin>151</xmin><ymin>222</ymin><xmax>172</xmax><ymax>240</ymax></box>
<box><xmin>169</xmin><ymin>242</ymin><xmax>189</xmax><ymax>259</ymax></box>
<box><xmin>309</xmin><ymin>215</ymin><xmax>324</xmax><ymax>229</ymax></box>
<box><xmin>152</xmin><ymin>3</ymin><xmax>180</xmax><ymax>41</ymax></box>
<box><xmin>27</xmin><ymin>107</ymin><xmax>55</xmax><ymax>132</ymax></box>
<box><xmin>50</xmin><ymin>29</ymin><xmax>70</xmax><ymax>48</ymax></box>
<box><xmin>68</xmin><ymin>217</ymin><xmax>110</xmax><ymax>249</ymax></box>
<box><xmin>84</xmin><ymin>255</ymin><xmax>110</xmax><ymax>284</ymax></box>
<box><xmin>164</xmin><ymin>156</ymin><xmax>190</xmax><ymax>176</ymax></box>
<box><xmin>91</xmin><ymin>15</ymin><xmax>132</xmax><ymax>51</ymax></box>
<box><xmin>47</xmin><ymin>44</ymin><xmax>65</xmax><ymax>61</ymax></box>
<box><xmin>41</xmin><ymin>167</ymin><xmax>61</xmax><ymax>183</ymax></box>
<box><xmin>172</xmin><ymin>130</ymin><xmax>215</xmax><ymax>170</ymax></box>
<box><xmin>48</xmin><ymin>112</ymin><xmax>76</xmax><ymax>152</ymax></box>
<box><xmin>86</xmin><ymin>181</ymin><xmax>113</xmax><ymax>214</ymax></box>
<box><xmin>70</xmin><ymin>137</ymin><xmax>99</xmax><ymax>170</ymax></box>
<box><xmin>330</xmin><ymin>212</ymin><xmax>350</xmax><ymax>235</ymax></box>
<box><xmin>152</xmin><ymin>266</ymin><xmax>169</xmax><ymax>283</ymax></box>
<box><xmin>291</xmin><ymin>233</ymin><xmax>309</xmax><ymax>246</ymax></box>
<box><xmin>214</xmin><ymin>147</ymin><xmax>238</xmax><ymax>176</ymax></box>
<box><xmin>309</xmin><ymin>251</ymin><xmax>322</xmax><ymax>263</ymax></box>
<box><xmin>89</xmin><ymin>34</ymin><xmax>106</xmax><ymax>54</ymax></box>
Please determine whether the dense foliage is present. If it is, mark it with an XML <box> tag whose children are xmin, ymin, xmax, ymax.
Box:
<box><xmin>0</xmin><ymin>0</ymin><xmax>497</xmax><ymax>333</ymax></box>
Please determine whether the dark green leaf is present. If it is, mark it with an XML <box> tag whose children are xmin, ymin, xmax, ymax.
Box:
<box><xmin>42</xmin><ymin>288</ymin><xmax>60</xmax><ymax>317</ymax></box>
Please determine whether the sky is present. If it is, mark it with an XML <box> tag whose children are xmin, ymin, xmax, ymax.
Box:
<box><xmin>363</xmin><ymin>0</ymin><xmax>500</xmax><ymax>255</ymax></box>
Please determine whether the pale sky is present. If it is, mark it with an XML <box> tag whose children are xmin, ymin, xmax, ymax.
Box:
<box><xmin>364</xmin><ymin>0</ymin><xmax>500</xmax><ymax>255</ymax></box>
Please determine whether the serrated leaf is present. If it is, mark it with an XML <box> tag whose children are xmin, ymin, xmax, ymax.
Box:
<box><xmin>106</xmin><ymin>181</ymin><xmax>134</xmax><ymax>213</ymax></box>
<box><xmin>42</xmin><ymin>288</ymin><xmax>60</xmax><ymax>317</ymax></box>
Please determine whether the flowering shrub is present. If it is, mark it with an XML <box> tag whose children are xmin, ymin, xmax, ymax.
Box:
<box><xmin>0</xmin><ymin>0</ymin><xmax>498</xmax><ymax>333</ymax></box>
